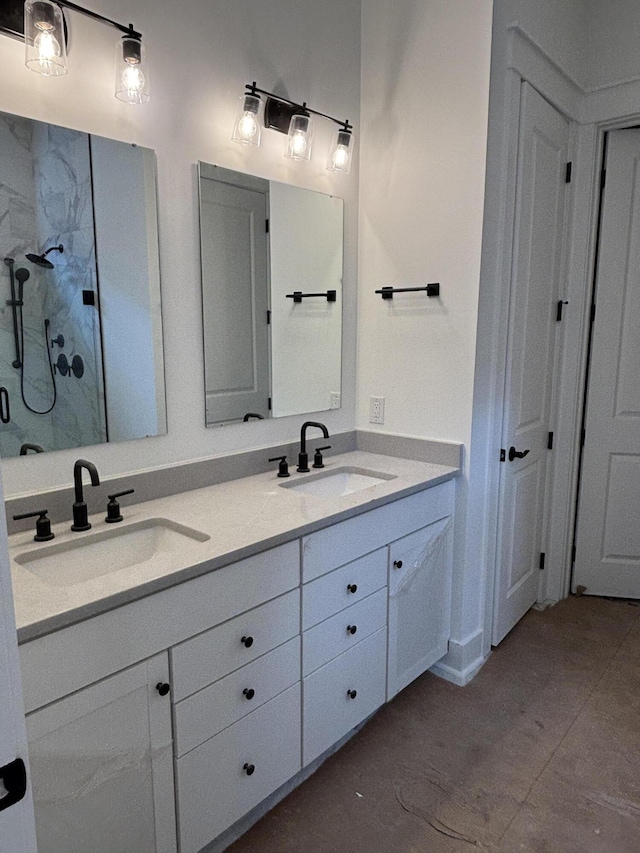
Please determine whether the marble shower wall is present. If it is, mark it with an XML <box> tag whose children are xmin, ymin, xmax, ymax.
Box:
<box><xmin>0</xmin><ymin>114</ymin><xmax>106</xmax><ymax>459</ymax></box>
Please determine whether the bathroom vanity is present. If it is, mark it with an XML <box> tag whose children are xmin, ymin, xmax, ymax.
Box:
<box><xmin>9</xmin><ymin>452</ymin><xmax>456</xmax><ymax>853</ymax></box>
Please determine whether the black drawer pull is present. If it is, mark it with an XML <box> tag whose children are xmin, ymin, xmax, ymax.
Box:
<box><xmin>347</xmin><ymin>583</ymin><xmax>358</xmax><ymax>593</ymax></box>
<box><xmin>241</xmin><ymin>635</ymin><xmax>254</xmax><ymax>648</ymax></box>
<box><xmin>155</xmin><ymin>682</ymin><xmax>170</xmax><ymax>696</ymax></box>
<box><xmin>243</xmin><ymin>763</ymin><xmax>255</xmax><ymax>776</ymax></box>
<box><xmin>347</xmin><ymin>689</ymin><xmax>357</xmax><ymax>700</ymax></box>
<box><xmin>347</xmin><ymin>624</ymin><xmax>357</xmax><ymax>635</ymax></box>
<box><xmin>393</xmin><ymin>560</ymin><xmax>403</xmax><ymax>569</ymax></box>
<box><xmin>243</xmin><ymin>688</ymin><xmax>255</xmax><ymax>701</ymax></box>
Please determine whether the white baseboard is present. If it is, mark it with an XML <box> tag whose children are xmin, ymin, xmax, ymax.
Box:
<box><xmin>429</xmin><ymin>628</ymin><xmax>489</xmax><ymax>686</ymax></box>
<box><xmin>533</xmin><ymin>598</ymin><xmax>558</xmax><ymax>611</ymax></box>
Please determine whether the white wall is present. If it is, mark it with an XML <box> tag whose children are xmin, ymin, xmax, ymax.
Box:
<box><xmin>0</xmin><ymin>0</ymin><xmax>360</xmax><ymax>497</ymax></box>
<box><xmin>500</xmin><ymin>0</ymin><xmax>588</xmax><ymax>85</ymax></box>
<box><xmin>584</xmin><ymin>0</ymin><xmax>640</xmax><ymax>91</ymax></box>
<box><xmin>357</xmin><ymin>0</ymin><xmax>492</xmax><ymax>450</ymax></box>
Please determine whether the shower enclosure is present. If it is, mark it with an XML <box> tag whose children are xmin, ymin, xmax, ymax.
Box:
<box><xmin>0</xmin><ymin>109</ymin><xmax>167</xmax><ymax>460</ymax></box>
<box><xmin>0</xmin><ymin>115</ymin><xmax>107</xmax><ymax>457</ymax></box>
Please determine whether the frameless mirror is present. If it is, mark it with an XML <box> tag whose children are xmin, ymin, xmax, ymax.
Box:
<box><xmin>0</xmin><ymin>110</ymin><xmax>166</xmax><ymax>459</ymax></box>
<box><xmin>198</xmin><ymin>163</ymin><xmax>343</xmax><ymax>425</ymax></box>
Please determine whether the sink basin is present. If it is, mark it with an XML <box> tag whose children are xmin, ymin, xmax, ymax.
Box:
<box><xmin>14</xmin><ymin>518</ymin><xmax>210</xmax><ymax>587</ymax></box>
<box><xmin>280</xmin><ymin>466</ymin><xmax>396</xmax><ymax>497</ymax></box>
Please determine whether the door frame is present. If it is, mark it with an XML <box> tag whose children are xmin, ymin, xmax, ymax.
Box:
<box><xmin>475</xmin><ymin>21</ymin><xmax>640</xmax><ymax>656</ymax></box>
<box><xmin>471</xmin><ymin>22</ymin><xmax>632</xmax><ymax>658</ymax></box>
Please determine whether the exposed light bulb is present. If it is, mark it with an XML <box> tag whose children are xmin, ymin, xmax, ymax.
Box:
<box><xmin>285</xmin><ymin>114</ymin><xmax>313</xmax><ymax>161</ymax></box>
<box><xmin>25</xmin><ymin>0</ymin><xmax>67</xmax><ymax>76</ymax></box>
<box><xmin>290</xmin><ymin>130</ymin><xmax>307</xmax><ymax>156</ymax></box>
<box><xmin>237</xmin><ymin>112</ymin><xmax>259</xmax><ymax>142</ymax></box>
<box><xmin>34</xmin><ymin>30</ymin><xmax>61</xmax><ymax>72</ymax></box>
<box><xmin>327</xmin><ymin>128</ymin><xmax>353</xmax><ymax>174</ymax></box>
<box><xmin>122</xmin><ymin>63</ymin><xmax>145</xmax><ymax>94</ymax></box>
<box><xmin>232</xmin><ymin>93</ymin><xmax>262</xmax><ymax>147</ymax></box>
<box><xmin>331</xmin><ymin>145</ymin><xmax>349</xmax><ymax>169</ymax></box>
<box><xmin>115</xmin><ymin>36</ymin><xmax>150</xmax><ymax>104</ymax></box>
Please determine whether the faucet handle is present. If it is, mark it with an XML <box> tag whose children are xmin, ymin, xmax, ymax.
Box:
<box><xmin>105</xmin><ymin>489</ymin><xmax>135</xmax><ymax>523</ymax></box>
<box><xmin>268</xmin><ymin>456</ymin><xmax>290</xmax><ymax>478</ymax></box>
<box><xmin>313</xmin><ymin>446</ymin><xmax>331</xmax><ymax>469</ymax></box>
<box><xmin>13</xmin><ymin>509</ymin><xmax>54</xmax><ymax>542</ymax></box>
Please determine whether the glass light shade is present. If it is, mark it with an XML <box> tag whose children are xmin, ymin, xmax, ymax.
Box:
<box><xmin>232</xmin><ymin>94</ymin><xmax>262</xmax><ymax>146</ymax></box>
<box><xmin>285</xmin><ymin>114</ymin><xmax>313</xmax><ymax>162</ymax></box>
<box><xmin>327</xmin><ymin>129</ymin><xmax>353</xmax><ymax>174</ymax></box>
<box><xmin>24</xmin><ymin>0</ymin><xmax>67</xmax><ymax>76</ymax></box>
<box><xmin>115</xmin><ymin>36</ymin><xmax>150</xmax><ymax>104</ymax></box>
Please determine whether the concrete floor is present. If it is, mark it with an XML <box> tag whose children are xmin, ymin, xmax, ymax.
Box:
<box><xmin>228</xmin><ymin>595</ymin><xmax>640</xmax><ymax>852</ymax></box>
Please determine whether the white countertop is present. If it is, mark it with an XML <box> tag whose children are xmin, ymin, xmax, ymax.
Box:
<box><xmin>9</xmin><ymin>451</ymin><xmax>458</xmax><ymax>643</ymax></box>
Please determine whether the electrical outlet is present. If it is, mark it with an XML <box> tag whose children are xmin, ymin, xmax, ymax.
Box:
<box><xmin>330</xmin><ymin>392</ymin><xmax>341</xmax><ymax>409</ymax></box>
<box><xmin>369</xmin><ymin>396</ymin><xmax>385</xmax><ymax>424</ymax></box>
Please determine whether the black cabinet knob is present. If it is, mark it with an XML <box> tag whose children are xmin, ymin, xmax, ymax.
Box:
<box><xmin>243</xmin><ymin>763</ymin><xmax>255</xmax><ymax>776</ymax></box>
<box><xmin>155</xmin><ymin>682</ymin><xmax>170</xmax><ymax>697</ymax></box>
<box><xmin>393</xmin><ymin>560</ymin><xmax>403</xmax><ymax>569</ymax></box>
<box><xmin>347</xmin><ymin>689</ymin><xmax>357</xmax><ymax>699</ymax></box>
<box><xmin>347</xmin><ymin>583</ymin><xmax>358</xmax><ymax>593</ymax></box>
<box><xmin>347</xmin><ymin>625</ymin><xmax>357</xmax><ymax>635</ymax></box>
<box><xmin>241</xmin><ymin>636</ymin><xmax>254</xmax><ymax>648</ymax></box>
<box><xmin>243</xmin><ymin>688</ymin><xmax>255</xmax><ymax>701</ymax></box>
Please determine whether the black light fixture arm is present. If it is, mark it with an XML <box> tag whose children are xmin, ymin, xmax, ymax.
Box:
<box><xmin>55</xmin><ymin>1</ymin><xmax>141</xmax><ymax>40</ymax></box>
<box><xmin>245</xmin><ymin>82</ymin><xmax>351</xmax><ymax>131</ymax></box>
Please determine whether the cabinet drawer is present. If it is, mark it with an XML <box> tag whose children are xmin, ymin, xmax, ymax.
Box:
<box><xmin>176</xmin><ymin>684</ymin><xmax>301</xmax><ymax>853</ymax></box>
<box><xmin>171</xmin><ymin>589</ymin><xmax>299</xmax><ymax>701</ymax></box>
<box><xmin>20</xmin><ymin>540</ymin><xmax>300</xmax><ymax>714</ymax></box>
<box><xmin>303</xmin><ymin>588</ymin><xmax>387</xmax><ymax>676</ymax></box>
<box><xmin>302</xmin><ymin>548</ymin><xmax>387</xmax><ymax>630</ymax></box>
<box><xmin>303</xmin><ymin>628</ymin><xmax>387</xmax><ymax>766</ymax></box>
<box><xmin>302</xmin><ymin>481</ymin><xmax>454</xmax><ymax>581</ymax></box>
<box><xmin>174</xmin><ymin>637</ymin><xmax>300</xmax><ymax>757</ymax></box>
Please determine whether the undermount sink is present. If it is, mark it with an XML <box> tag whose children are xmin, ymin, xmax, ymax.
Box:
<box><xmin>14</xmin><ymin>518</ymin><xmax>210</xmax><ymax>587</ymax></box>
<box><xmin>280</xmin><ymin>466</ymin><xmax>396</xmax><ymax>497</ymax></box>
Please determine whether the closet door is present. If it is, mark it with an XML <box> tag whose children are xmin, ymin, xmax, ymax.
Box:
<box><xmin>493</xmin><ymin>83</ymin><xmax>570</xmax><ymax>644</ymax></box>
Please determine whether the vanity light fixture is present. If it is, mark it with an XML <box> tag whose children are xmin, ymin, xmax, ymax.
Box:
<box><xmin>14</xmin><ymin>1</ymin><xmax>150</xmax><ymax>102</ymax></box>
<box><xmin>232</xmin><ymin>82</ymin><xmax>353</xmax><ymax>174</ymax></box>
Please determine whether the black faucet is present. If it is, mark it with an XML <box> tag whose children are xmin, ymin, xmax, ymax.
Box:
<box><xmin>298</xmin><ymin>421</ymin><xmax>330</xmax><ymax>472</ymax></box>
<box><xmin>71</xmin><ymin>459</ymin><xmax>100</xmax><ymax>532</ymax></box>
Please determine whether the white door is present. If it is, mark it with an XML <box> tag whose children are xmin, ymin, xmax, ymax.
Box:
<box><xmin>493</xmin><ymin>83</ymin><xmax>570</xmax><ymax>645</ymax></box>
<box><xmin>199</xmin><ymin>175</ymin><xmax>270</xmax><ymax>423</ymax></box>
<box><xmin>0</xmin><ymin>475</ymin><xmax>38</xmax><ymax>852</ymax></box>
<box><xmin>574</xmin><ymin>129</ymin><xmax>640</xmax><ymax>598</ymax></box>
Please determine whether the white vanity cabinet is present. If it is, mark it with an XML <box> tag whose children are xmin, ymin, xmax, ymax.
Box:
<box><xmin>25</xmin><ymin>653</ymin><xmax>176</xmax><ymax>853</ymax></box>
<box><xmin>17</xmin><ymin>477</ymin><xmax>456</xmax><ymax>853</ymax></box>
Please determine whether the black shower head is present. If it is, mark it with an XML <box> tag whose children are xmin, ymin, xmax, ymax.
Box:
<box><xmin>26</xmin><ymin>244</ymin><xmax>64</xmax><ymax>269</ymax></box>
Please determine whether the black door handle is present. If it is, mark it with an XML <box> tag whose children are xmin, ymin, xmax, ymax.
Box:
<box><xmin>508</xmin><ymin>446</ymin><xmax>530</xmax><ymax>462</ymax></box>
<box><xmin>0</xmin><ymin>758</ymin><xmax>27</xmax><ymax>812</ymax></box>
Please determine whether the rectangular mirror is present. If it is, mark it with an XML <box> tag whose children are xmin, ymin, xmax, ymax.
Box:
<box><xmin>198</xmin><ymin>163</ymin><xmax>343</xmax><ymax>425</ymax></box>
<box><xmin>0</xmin><ymin>111</ymin><xmax>166</xmax><ymax>459</ymax></box>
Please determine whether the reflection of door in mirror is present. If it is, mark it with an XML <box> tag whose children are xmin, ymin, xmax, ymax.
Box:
<box><xmin>270</xmin><ymin>183</ymin><xmax>342</xmax><ymax>418</ymax></box>
<box><xmin>199</xmin><ymin>167</ymin><xmax>270</xmax><ymax>424</ymax></box>
<box><xmin>0</xmin><ymin>111</ymin><xmax>167</xmax><ymax>459</ymax></box>
<box><xmin>198</xmin><ymin>164</ymin><xmax>343</xmax><ymax>426</ymax></box>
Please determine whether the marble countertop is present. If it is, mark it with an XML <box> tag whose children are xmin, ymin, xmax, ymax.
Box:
<box><xmin>9</xmin><ymin>451</ymin><xmax>458</xmax><ymax>644</ymax></box>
